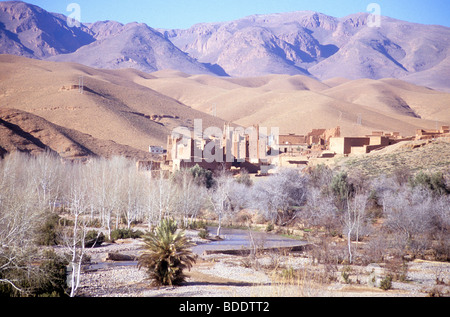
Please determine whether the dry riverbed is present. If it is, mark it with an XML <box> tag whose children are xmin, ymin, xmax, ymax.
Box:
<box><xmin>76</xmin><ymin>230</ymin><xmax>450</xmax><ymax>298</ymax></box>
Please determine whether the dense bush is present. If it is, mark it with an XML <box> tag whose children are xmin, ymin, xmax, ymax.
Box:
<box><xmin>35</xmin><ymin>213</ymin><xmax>75</xmax><ymax>246</ymax></box>
<box><xmin>380</xmin><ymin>275</ymin><xmax>393</xmax><ymax>291</ymax></box>
<box><xmin>35</xmin><ymin>213</ymin><xmax>62</xmax><ymax>246</ymax></box>
<box><xmin>198</xmin><ymin>229</ymin><xmax>209</xmax><ymax>239</ymax></box>
<box><xmin>188</xmin><ymin>164</ymin><xmax>215</xmax><ymax>189</ymax></box>
<box><xmin>0</xmin><ymin>250</ymin><xmax>68</xmax><ymax>297</ymax></box>
<box><xmin>330</xmin><ymin>171</ymin><xmax>355</xmax><ymax>209</ymax></box>
<box><xmin>109</xmin><ymin>228</ymin><xmax>144</xmax><ymax>241</ymax></box>
<box><xmin>410</xmin><ymin>171</ymin><xmax>449</xmax><ymax>195</ymax></box>
<box><xmin>33</xmin><ymin>250</ymin><xmax>69</xmax><ymax>297</ymax></box>
<box><xmin>84</xmin><ymin>230</ymin><xmax>105</xmax><ymax>248</ymax></box>
<box><xmin>235</xmin><ymin>169</ymin><xmax>253</xmax><ymax>187</ymax></box>
<box><xmin>188</xmin><ymin>220</ymin><xmax>207</xmax><ymax>230</ymax></box>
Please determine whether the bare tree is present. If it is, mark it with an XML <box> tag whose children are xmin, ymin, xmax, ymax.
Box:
<box><xmin>304</xmin><ymin>186</ymin><xmax>339</xmax><ymax>234</ymax></box>
<box><xmin>172</xmin><ymin>169</ymin><xmax>207</xmax><ymax>228</ymax></box>
<box><xmin>0</xmin><ymin>153</ymin><xmax>47</xmax><ymax>294</ymax></box>
<box><xmin>250</xmin><ymin>168</ymin><xmax>308</xmax><ymax>225</ymax></box>
<box><xmin>121</xmin><ymin>165</ymin><xmax>147</xmax><ymax>229</ymax></box>
<box><xmin>383</xmin><ymin>186</ymin><xmax>434</xmax><ymax>255</ymax></box>
<box><xmin>208</xmin><ymin>171</ymin><xmax>236</xmax><ymax>236</ymax></box>
<box><xmin>89</xmin><ymin>157</ymin><xmax>122</xmax><ymax>240</ymax></box>
<box><xmin>146</xmin><ymin>170</ymin><xmax>177</xmax><ymax>229</ymax></box>
<box><xmin>31</xmin><ymin>151</ymin><xmax>64</xmax><ymax>213</ymax></box>
<box><xmin>371</xmin><ymin>174</ymin><xmax>399</xmax><ymax>216</ymax></box>
<box><xmin>344</xmin><ymin>192</ymin><xmax>369</xmax><ymax>263</ymax></box>
<box><xmin>63</xmin><ymin>162</ymin><xmax>91</xmax><ymax>297</ymax></box>
<box><xmin>433</xmin><ymin>195</ymin><xmax>450</xmax><ymax>237</ymax></box>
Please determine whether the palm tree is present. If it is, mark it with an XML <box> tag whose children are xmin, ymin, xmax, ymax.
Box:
<box><xmin>138</xmin><ymin>219</ymin><xmax>197</xmax><ymax>286</ymax></box>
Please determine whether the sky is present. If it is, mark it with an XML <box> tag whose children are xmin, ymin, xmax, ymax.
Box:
<box><xmin>6</xmin><ymin>0</ymin><xmax>450</xmax><ymax>29</ymax></box>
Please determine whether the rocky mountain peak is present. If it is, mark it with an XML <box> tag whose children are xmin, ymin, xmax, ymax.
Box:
<box><xmin>0</xmin><ymin>2</ymin><xmax>449</xmax><ymax>91</ymax></box>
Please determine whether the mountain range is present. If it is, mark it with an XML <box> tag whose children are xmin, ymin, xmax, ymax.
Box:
<box><xmin>0</xmin><ymin>1</ymin><xmax>449</xmax><ymax>160</ymax></box>
<box><xmin>1</xmin><ymin>1</ymin><xmax>450</xmax><ymax>92</ymax></box>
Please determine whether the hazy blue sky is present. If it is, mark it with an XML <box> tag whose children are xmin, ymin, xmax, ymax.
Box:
<box><xmin>8</xmin><ymin>0</ymin><xmax>450</xmax><ymax>29</ymax></box>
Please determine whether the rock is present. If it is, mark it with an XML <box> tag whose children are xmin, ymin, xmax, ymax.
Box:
<box><xmin>366</xmin><ymin>263</ymin><xmax>384</xmax><ymax>288</ymax></box>
<box><xmin>105</xmin><ymin>253</ymin><xmax>137</xmax><ymax>262</ymax></box>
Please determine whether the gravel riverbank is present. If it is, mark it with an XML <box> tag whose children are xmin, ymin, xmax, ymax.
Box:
<box><xmin>76</xmin><ymin>231</ymin><xmax>450</xmax><ymax>298</ymax></box>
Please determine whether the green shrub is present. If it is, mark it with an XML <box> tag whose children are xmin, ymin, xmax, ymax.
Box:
<box><xmin>35</xmin><ymin>214</ymin><xmax>77</xmax><ymax>246</ymax></box>
<box><xmin>84</xmin><ymin>230</ymin><xmax>105</xmax><ymax>248</ymax></box>
<box><xmin>35</xmin><ymin>213</ymin><xmax>62</xmax><ymax>246</ymax></box>
<box><xmin>265</xmin><ymin>223</ymin><xmax>274</xmax><ymax>232</ymax></box>
<box><xmin>0</xmin><ymin>250</ymin><xmax>68</xmax><ymax>297</ymax></box>
<box><xmin>341</xmin><ymin>266</ymin><xmax>353</xmax><ymax>284</ymax></box>
<box><xmin>189</xmin><ymin>164</ymin><xmax>215</xmax><ymax>189</ymax></box>
<box><xmin>380</xmin><ymin>275</ymin><xmax>393</xmax><ymax>291</ymax></box>
<box><xmin>33</xmin><ymin>250</ymin><xmax>69</xmax><ymax>297</ymax></box>
<box><xmin>410</xmin><ymin>171</ymin><xmax>449</xmax><ymax>195</ymax></box>
<box><xmin>86</xmin><ymin>218</ymin><xmax>102</xmax><ymax>228</ymax></box>
<box><xmin>330</xmin><ymin>172</ymin><xmax>355</xmax><ymax>209</ymax></box>
<box><xmin>198</xmin><ymin>229</ymin><xmax>209</xmax><ymax>239</ymax></box>
<box><xmin>110</xmin><ymin>228</ymin><xmax>144</xmax><ymax>241</ymax></box>
<box><xmin>189</xmin><ymin>220</ymin><xmax>207</xmax><ymax>230</ymax></box>
<box><xmin>280</xmin><ymin>266</ymin><xmax>296</xmax><ymax>281</ymax></box>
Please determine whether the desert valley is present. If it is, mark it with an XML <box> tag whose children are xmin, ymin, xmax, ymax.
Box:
<box><xmin>0</xmin><ymin>1</ymin><xmax>449</xmax><ymax>300</ymax></box>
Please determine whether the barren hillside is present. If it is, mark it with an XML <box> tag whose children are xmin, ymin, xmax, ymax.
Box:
<box><xmin>0</xmin><ymin>108</ymin><xmax>158</xmax><ymax>161</ymax></box>
<box><xmin>1</xmin><ymin>54</ymin><xmax>448</xmax><ymax>160</ymax></box>
<box><xmin>0</xmin><ymin>55</ymin><xmax>226</xmax><ymax>157</ymax></box>
<box><xmin>334</xmin><ymin>138</ymin><xmax>450</xmax><ymax>178</ymax></box>
<box><xmin>138</xmin><ymin>71</ymin><xmax>450</xmax><ymax>137</ymax></box>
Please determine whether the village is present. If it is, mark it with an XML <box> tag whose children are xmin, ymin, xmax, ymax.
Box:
<box><xmin>142</xmin><ymin>124</ymin><xmax>450</xmax><ymax>176</ymax></box>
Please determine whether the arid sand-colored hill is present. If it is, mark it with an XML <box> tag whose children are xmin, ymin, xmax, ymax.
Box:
<box><xmin>1</xmin><ymin>55</ymin><xmax>449</xmax><ymax>160</ymax></box>
<box><xmin>333</xmin><ymin>137</ymin><xmax>450</xmax><ymax>179</ymax></box>
<box><xmin>138</xmin><ymin>70</ymin><xmax>450</xmax><ymax>137</ymax></box>
<box><xmin>0</xmin><ymin>107</ymin><xmax>159</xmax><ymax>161</ymax></box>
<box><xmin>0</xmin><ymin>55</ymin><xmax>226</xmax><ymax>158</ymax></box>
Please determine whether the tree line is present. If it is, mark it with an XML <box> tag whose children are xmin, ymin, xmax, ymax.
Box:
<box><xmin>0</xmin><ymin>151</ymin><xmax>449</xmax><ymax>296</ymax></box>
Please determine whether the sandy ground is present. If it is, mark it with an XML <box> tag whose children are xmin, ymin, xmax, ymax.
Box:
<box><xmin>76</xmin><ymin>232</ymin><xmax>450</xmax><ymax>298</ymax></box>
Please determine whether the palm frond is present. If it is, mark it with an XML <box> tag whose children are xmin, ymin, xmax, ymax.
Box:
<box><xmin>138</xmin><ymin>218</ymin><xmax>197</xmax><ymax>286</ymax></box>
